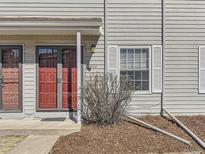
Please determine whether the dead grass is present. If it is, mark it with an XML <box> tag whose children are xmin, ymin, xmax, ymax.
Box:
<box><xmin>0</xmin><ymin>136</ymin><xmax>26</xmax><ymax>154</ymax></box>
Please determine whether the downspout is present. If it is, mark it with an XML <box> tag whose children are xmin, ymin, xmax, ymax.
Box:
<box><xmin>125</xmin><ymin>116</ymin><xmax>191</xmax><ymax>145</ymax></box>
<box><xmin>104</xmin><ymin>0</ymin><xmax>108</xmax><ymax>75</ymax></box>
<box><xmin>163</xmin><ymin>109</ymin><xmax>205</xmax><ymax>149</ymax></box>
<box><xmin>161</xmin><ymin>0</ymin><xmax>165</xmax><ymax>115</ymax></box>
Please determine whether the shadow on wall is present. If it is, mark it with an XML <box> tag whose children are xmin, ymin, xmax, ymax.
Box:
<box><xmin>85</xmin><ymin>35</ymin><xmax>101</xmax><ymax>72</ymax></box>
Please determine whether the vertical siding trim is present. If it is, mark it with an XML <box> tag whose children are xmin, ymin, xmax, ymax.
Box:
<box><xmin>21</xmin><ymin>44</ymin><xmax>25</xmax><ymax>113</ymax></box>
<box><xmin>104</xmin><ymin>0</ymin><xmax>108</xmax><ymax>74</ymax></box>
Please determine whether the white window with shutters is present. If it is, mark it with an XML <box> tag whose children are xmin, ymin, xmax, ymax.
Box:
<box><xmin>152</xmin><ymin>45</ymin><xmax>162</xmax><ymax>93</ymax></box>
<box><xmin>108</xmin><ymin>45</ymin><xmax>162</xmax><ymax>94</ymax></box>
<box><xmin>199</xmin><ymin>46</ymin><xmax>205</xmax><ymax>93</ymax></box>
<box><xmin>119</xmin><ymin>46</ymin><xmax>151</xmax><ymax>93</ymax></box>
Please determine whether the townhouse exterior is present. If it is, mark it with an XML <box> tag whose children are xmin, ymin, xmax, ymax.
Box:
<box><xmin>0</xmin><ymin>0</ymin><xmax>205</xmax><ymax>122</ymax></box>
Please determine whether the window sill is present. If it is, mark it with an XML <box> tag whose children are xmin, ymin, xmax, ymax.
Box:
<box><xmin>133</xmin><ymin>91</ymin><xmax>152</xmax><ymax>95</ymax></box>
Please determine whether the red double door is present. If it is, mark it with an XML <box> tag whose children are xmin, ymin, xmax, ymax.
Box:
<box><xmin>0</xmin><ymin>46</ymin><xmax>22</xmax><ymax>111</ymax></box>
<box><xmin>37</xmin><ymin>46</ymin><xmax>77</xmax><ymax>110</ymax></box>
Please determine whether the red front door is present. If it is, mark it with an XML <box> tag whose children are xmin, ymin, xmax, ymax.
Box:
<box><xmin>37</xmin><ymin>46</ymin><xmax>77</xmax><ymax>110</ymax></box>
<box><xmin>62</xmin><ymin>47</ymin><xmax>77</xmax><ymax>110</ymax></box>
<box><xmin>0</xmin><ymin>46</ymin><xmax>22</xmax><ymax>110</ymax></box>
<box><xmin>38</xmin><ymin>48</ymin><xmax>57</xmax><ymax>109</ymax></box>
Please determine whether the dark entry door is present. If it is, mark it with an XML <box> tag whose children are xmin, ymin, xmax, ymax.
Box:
<box><xmin>37</xmin><ymin>46</ymin><xmax>78</xmax><ymax>110</ymax></box>
<box><xmin>0</xmin><ymin>46</ymin><xmax>22</xmax><ymax>111</ymax></box>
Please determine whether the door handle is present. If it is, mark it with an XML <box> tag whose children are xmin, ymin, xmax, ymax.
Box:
<box><xmin>57</xmin><ymin>78</ymin><xmax>61</xmax><ymax>84</ymax></box>
<box><xmin>0</xmin><ymin>76</ymin><xmax>4</xmax><ymax>87</ymax></box>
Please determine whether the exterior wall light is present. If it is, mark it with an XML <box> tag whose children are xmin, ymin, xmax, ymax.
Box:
<box><xmin>90</xmin><ymin>45</ymin><xmax>96</xmax><ymax>53</ymax></box>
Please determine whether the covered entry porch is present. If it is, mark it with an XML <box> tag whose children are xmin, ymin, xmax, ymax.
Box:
<box><xmin>0</xmin><ymin>17</ymin><xmax>103</xmax><ymax>124</ymax></box>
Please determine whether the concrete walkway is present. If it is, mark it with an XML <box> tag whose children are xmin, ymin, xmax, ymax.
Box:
<box><xmin>8</xmin><ymin>135</ymin><xmax>59</xmax><ymax>154</ymax></box>
<box><xmin>0</xmin><ymin>118</ymin><xmax>81</xmax><ymax>136</ymax></box>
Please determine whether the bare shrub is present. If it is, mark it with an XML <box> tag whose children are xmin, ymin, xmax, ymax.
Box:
<box><xmin>81</xmin><ymin>73</ymin><xmax>133</xmax><ymax>125</ymax></box>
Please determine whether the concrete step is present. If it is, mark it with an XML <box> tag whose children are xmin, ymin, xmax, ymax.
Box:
<box><xmin>0</xmin><ymin>119</ymin><xmax>81</xmax><ymax>136</ymax></box>
<box><xmin>0</xmin><ymin>128</ymin><xmax>80</xmax><ymax>136</ymax></box>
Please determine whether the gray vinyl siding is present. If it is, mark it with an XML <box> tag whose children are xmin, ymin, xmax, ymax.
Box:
<box><xmin>107</xmin><ymin>0</ymin><xmax>162</xmax><ymax>115</ymax></box>
<box><xmin>0</xmin><ymin>0</ymin><xmax>104</xmax><ymax>116</ymax></box>
<box><xmin>165</xmin><ymin>0</ymin><xmax>205</xmax><ymax>114</ymax></box>
<box><xmin>0</xmin><ymin>0</ymin><xmax>205</xmax><ymax>116</ymax></box>
<box><xmin>0</xmin><ymin>0</ymin><xmax>104</xmax><ymax>18</ymax></box>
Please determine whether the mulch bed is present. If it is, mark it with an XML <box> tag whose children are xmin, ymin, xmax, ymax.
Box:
<box><xmin>50</xmin><ymin>116</ymin><xmax>205</xmax><ymax>154</ymax></box>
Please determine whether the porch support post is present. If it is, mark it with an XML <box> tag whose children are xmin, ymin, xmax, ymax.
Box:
<box><xmin>77</xmin><ymin>31</ymin><xmax>81</xmax><ymax>124</ymax></box>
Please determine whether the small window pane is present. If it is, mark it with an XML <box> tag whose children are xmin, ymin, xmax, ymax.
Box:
<box><xmin>120</xmin><ymin>71</ymin><xmax>127</xmax><ymax>81</ymax></box>
<box><xmin>135</xmin><ymin>71</ymin><xmax>141</xmax><ymax>81</ymax></box>
<box><xmin>128</xmin><ymin>49</ymin><xmax>134</xmax><ymax>69</ymax></box>
<box><xmin>121</xmin><ymin>62</ymin><xmax>126</xmax><ymax>69</ymax></box>
<box><xmin>120</xmin><ymin>71</ymin><xmax>127</xmax><ymax>76</ymax></box>
<box><xmin>141</xmin><ymin>61</ymin><xmax>149</xmax><ymax>69</ymax></box>
<box><xmin>120</xmin><ymin>71</ymin><xmax>127</xmax><ymax>80</ymax></box>
<box><xmin>135</xmin><ymin>49</ymin><xmax>141</xmax><ymax>62</ymax></box>
<box><xmin>128</xmin><ymin>81</ymin><xmax>135</xmax><ymax>90</ymax></box>
<box><xmin>127</xmin><ymin>62</ymin><xmax>133</xmax><ymax>69</ymax></box>
<box><xmin>141</xmin><ymin>62</ymin><xmax>147</xmax><ymax>69</ymax></box>
<box><xmin>135</xmin><ymin>62</ymin><xmax>140</xmax><ymax>69</ymax></box>
<box><xmin>120</xmin><ymin>48</ymin><xmax>127</xmax><ymax>69</ymax></box>
<box><xmin>142</xmin><ymin>49</ymin><xmax>149</xmax><ymax>69</ymax></box>
<box><xmin>146</xmin><ymin>59</ymin><xmax>149</xmax><ymax>69</ymax></box>
<box><xmin>135</xmin><ymin>81</ymin><xmax>141</xmax><ymax>90</ymax></box>
<box><xmin>128</xmin><ymin>71</ymin><xmax>134</xmax><ymax>80</ymax></box>
<box><xmin>142</xmin><ymin>81</ymin><xmax>149</xmax><ymax>90</ymax></box>
<box><xmin>142</xmin><ymin>48</ymin><xmax>149</xmax><ymax>59</ymax></box>
<box><xmin>142</xmin><ymin>71</ymin><xmax>149</xmax><ymax>81</ymax></box>
<box><xmin>128</xmin><ymin>49</ymin><xmax>134</xmax><ymax>59</ymax></box>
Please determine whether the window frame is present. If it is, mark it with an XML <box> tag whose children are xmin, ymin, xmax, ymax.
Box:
<box><xmin>119</xmin><ymin>46</ymin><xmax>152</xmax><ymax>94</ymax></box>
